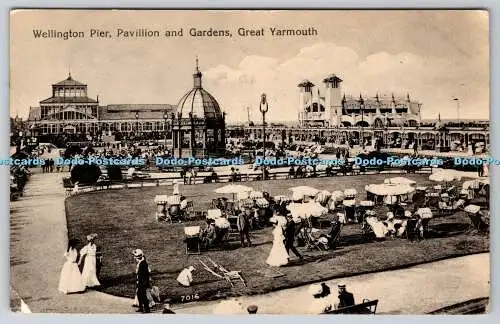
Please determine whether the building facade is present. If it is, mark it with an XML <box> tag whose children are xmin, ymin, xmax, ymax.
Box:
<box><xmin>27</xmin><ymin>61</ymin><xmax>226</xmax><ymax>157</ymax></box>
<box><xmin>298</xmin><ymin>74</ymin><xmax>422</xmax><ymax>128</ymax></box>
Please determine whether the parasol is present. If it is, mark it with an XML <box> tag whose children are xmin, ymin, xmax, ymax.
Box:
<box><xmin>365</xmin><ymin>184</ymin><xmax>416</xmax><ymax>196</ymax></box>
<box><xmin>215</xmin><ymin>184</ymin><xmax>253</xmax><ymax>201</ymax></box>
<box><xmin>429</xmin><ymin>169</ymin><xmax>464</xmax><ymax>182</ymax></box>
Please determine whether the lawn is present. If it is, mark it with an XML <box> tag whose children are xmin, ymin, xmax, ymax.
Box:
<box><xmin>64</xmin><ymin>173</ymin><xmax>489</xmax><ymax>305</ymax></box>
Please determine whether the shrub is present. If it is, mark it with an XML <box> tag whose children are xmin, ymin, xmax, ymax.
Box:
<box><xmin>106</xmin><ymin>165</ymin><xmax>123</xmax><ymax>181</ymax></box>
<box><xmin>70</xmin><ymin>164</ymin><xmax>101</xmax><ymax>184</ymax></box>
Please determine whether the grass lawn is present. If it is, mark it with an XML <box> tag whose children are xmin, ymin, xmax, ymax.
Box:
<box><xmin>64</xmin><ymin>173</ymin><xmax>489</xmax><ymax>304</ymax></box>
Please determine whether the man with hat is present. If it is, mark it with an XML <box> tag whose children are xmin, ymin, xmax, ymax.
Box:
<box><xmin>133</xmin><ymin>249</ymin><xmax>151</xmax><ymax>313</ymax></box>
<box><xmin>336</xmin><ymin>282</ymin><xmax>355</xmax><ymax>309</ymax></box>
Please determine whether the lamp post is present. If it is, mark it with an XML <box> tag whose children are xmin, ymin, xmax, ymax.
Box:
<box><xmin>359</xmin><ymin>94</ymin><xmax>365</xmax><ymax>149</ymax></box>
<box><xmin>453</xmin><ymin>98</ymin><xmax>460</xmax><ymax>125</ymax></box>
<box><xmin>163</xmin><ymin>112</ymin><xmax>169</xmax><ymax>147</ymax></box>
<box><xmin>135</xmin><ymin>111</ymin><xmax>139</xmax><ymax>140</ymax></box>
<box><xmin>259</xmin><ymin>93</ymin><xmax>269</xmax><ymax>179</ymax></box>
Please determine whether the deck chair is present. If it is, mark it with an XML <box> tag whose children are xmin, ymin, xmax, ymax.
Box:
<box><xmin>326</xmin><ymin>220</ymin><xmax>343</xmax><ymax>249</ymax></box>
<box><xmin>467</xmin><ymin>212</ymin><xmax>489</xmax><ymax>233</ymax></box>
<box><xmin>404</xmin><ymin>218</ymin><xmax>422</xmax><ymax>241</ymax></box>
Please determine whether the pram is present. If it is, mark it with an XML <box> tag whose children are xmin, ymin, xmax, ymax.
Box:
<box><xmin>317</xmin><ymin>220</ymin><xmax>343</xmax><ymax>250</ymax></box>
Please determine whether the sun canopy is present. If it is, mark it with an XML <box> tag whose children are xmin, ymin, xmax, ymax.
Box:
<box><xmin>365</xmin><ymin>183</ymin><xmax>416</xmax><ymax>196</ymax></box>
<box><xmin>429</xmin><ymin>169</ymin><xmax>464</xmax><ymax>182</ymax></box>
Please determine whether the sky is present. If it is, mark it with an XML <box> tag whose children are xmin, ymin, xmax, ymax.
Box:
<box><xmin>10</xmin><ymin>10</ymin><xmax>489</xmax><ymax>122</ymax></box>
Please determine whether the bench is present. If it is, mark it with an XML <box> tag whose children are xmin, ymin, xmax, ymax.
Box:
<box><xmin>323</xmin><ymin>299</ymin><xmax>378</xmax><ymax>314</ymax></box>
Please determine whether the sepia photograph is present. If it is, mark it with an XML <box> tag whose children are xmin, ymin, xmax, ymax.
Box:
<box><xmin>9</xmin><ymin>9</ymin><xmax>490</xmax><ymax>314</ymax></box>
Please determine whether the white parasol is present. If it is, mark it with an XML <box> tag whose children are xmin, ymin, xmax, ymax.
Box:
<box><xmin>384</xmin><ymin>177</ymin><xmax>416</xmax><ymax>185</ymax></box>
<box><xmin>286</xmin><ymin>202</ymin><xmax>327</xmax><ymax>219</ymax></box>
<box><xmin>429</xmin><ymin>169</ymin><xmax>464</xmax><ymax>182</ymax></box>
<box><xmin>365</xmin><ymin>184</ymin><xmax>416</xmax><ymax>196</ymax></box>
<box><xmin>215</xmin><ymin>184</ymin><xmax>253</xmax><ymax>201</ymax></box>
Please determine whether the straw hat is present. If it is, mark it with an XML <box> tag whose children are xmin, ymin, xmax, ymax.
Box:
<box><xmin>86</xmin><ymin>233</ymin><xmax>98</xmax><ymax>241</ymax></box>
<box><xmin>132</xmin><ymin>249</ymin><xmax>144</xmax><ymax>258</ymax></box>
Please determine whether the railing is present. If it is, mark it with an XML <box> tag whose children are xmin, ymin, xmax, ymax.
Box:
<box><xmin>63</xmin><ymin>165</ymin><xmax>433</xmax><ymax>194</ymax></box>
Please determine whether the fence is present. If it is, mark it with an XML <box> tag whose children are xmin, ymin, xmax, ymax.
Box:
<box><xmin>63</xmin><ymin>164</ymin><xmax>433</xmax><ymax>194</ymax></box>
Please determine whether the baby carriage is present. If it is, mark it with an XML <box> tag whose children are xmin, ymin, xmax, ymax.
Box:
<box><xmin>317</xmin><ymin>220</ymin><xmax>344</xmax><ymax>250</ymax></box>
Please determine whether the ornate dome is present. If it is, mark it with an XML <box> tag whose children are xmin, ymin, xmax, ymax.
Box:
<box><xmin>176</xmin><ymin>59</ymin><xmax>223</xmax><ymax>120</ymax></box>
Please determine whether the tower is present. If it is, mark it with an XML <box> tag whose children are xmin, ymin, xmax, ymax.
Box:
<box><xmin>297</xmin><ymin>80</ymin><xmax>314</xmax><ymax>126</ymax></box>
<box><xmin>323</xmin><ymin>74</ymin><xmax>343</xmax><ymax>126</ymax></box>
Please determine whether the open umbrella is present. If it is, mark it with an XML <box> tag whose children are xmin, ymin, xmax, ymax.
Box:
<box><xmin>215</xmin><ymin>184</ymin><xmax>253</xmax><ymax>201</ymax></box>
<box><xmin>429</xmin><ymin>169</ymin><xmax>463</xmax><ymax>182</ymax></box>
<box><xmin>365</xmin><ymin>184</ymin><xmax>416</xmax><ymax>196</ymax></box>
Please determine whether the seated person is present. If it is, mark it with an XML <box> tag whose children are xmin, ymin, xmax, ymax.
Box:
<box><xmin>179</xmin><ymin>196</ymin><xmax>188</xmax><ymax>218</ymax></box>
<box><xmin>336</xmin><ymin>283</ymin><xmax>355</xmax><ymax>309</ymax></box>
<box><xmin>199</xmin><ymin>220</ymin><xmax>217</xmax><ymax>246</ymax></box>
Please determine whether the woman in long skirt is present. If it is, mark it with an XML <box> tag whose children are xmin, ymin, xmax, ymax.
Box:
<box><xmin>58</xmin><ymin>239</ymin><xmax>85</xmax><ymax>294</ymax></box>
<box><xmin>266</xmin><ymin>218</ymin><xmax>289</xmax><ymax>267</ymax></box>
<box><xmin>78</xmin><ymin>233</ymin><xmax>100</xmax><ymax>288</ymax></box>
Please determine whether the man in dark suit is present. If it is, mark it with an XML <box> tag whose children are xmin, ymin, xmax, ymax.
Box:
<box><xmin>133</xmin><ymin>249</ymin><xmax>151</xmax><ymax>313</ymax></box>
<box><xmin>337</xmin><ymin>283</ymin><xmax>355</xmax><ymax>309</ymax></box>
<box><xmin>284</xmin><ymin>214</ymin><xmax>303</xmax><ymax>260</ymax></box>
<box><xmin>237</xmin><ymin>210</ymin><xmax>252</xmax><ymax>247</ymax></box>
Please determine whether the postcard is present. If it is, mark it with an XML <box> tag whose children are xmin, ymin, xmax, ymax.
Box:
<box><xmin>9</xmin><ymin>9</ymin><xmax>490</xmax><ymax>314</ymax></box>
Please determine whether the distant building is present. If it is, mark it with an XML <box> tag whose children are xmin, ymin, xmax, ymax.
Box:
<box><xmin>298</xmin><ymin>74</ymin><xmax>422</xmax><ymax>128</ymax></box>
<box><xmin>26</xmin><ymin>60</ymin><xmax>226</xmax><ymax>157</ymax></box>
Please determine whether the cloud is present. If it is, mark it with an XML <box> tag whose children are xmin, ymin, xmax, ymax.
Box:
<box><xmin>202</xmin><ymin>41</ymin><xmax>488</xmax><ymax>122</ymax></box>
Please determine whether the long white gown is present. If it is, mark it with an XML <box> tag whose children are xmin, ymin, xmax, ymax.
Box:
<box><xmin>266</xmin><ymin>226</ymin><xmax>289</xmax><ymax>267</ymax></box>
<box><xmin>80</xmin><ymin>243</ymin><xmax>100</xmax><ymax>288</ymax></box>
<box><xmin>58</xmin><ymin>248</ymin><xmax>85</xmax><ymax>294</ymax></box>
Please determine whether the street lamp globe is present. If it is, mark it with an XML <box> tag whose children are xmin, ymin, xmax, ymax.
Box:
<box><xmin>259</xmin><ymin>93</ymin><xmax>269</xmax><ymax>113</ymax></box>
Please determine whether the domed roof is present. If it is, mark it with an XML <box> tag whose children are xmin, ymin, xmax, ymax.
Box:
<box><xmin>176</xmin><ymin>59</ymin><xmax>223</xmax><ymax>120</ymax></box>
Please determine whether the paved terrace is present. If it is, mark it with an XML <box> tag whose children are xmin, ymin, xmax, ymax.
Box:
<box><xmin>10</xmin><ymin>171</ymin><xmax>489</xmax><ymax>314</ymax></box>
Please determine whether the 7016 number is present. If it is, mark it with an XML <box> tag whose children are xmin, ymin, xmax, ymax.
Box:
<box><xmin>181</xmin><ymin>294</ymin><xmax>200</xmax><ymax>302</ymax></box>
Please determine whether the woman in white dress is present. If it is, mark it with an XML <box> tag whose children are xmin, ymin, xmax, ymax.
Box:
<box><xmin>78</xmin><ymin>233</ymin><xmax>100</xmax><ymax>288</ymax></box>
<box><xmin>58</xmin><ymin>239</ymin><xmax>85</xmax><ymax>294</ymax></box>
<box><xmin>266</xmin><ymin>217</ymin><xmax>289</xmax><ymax>267</ymax></box>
